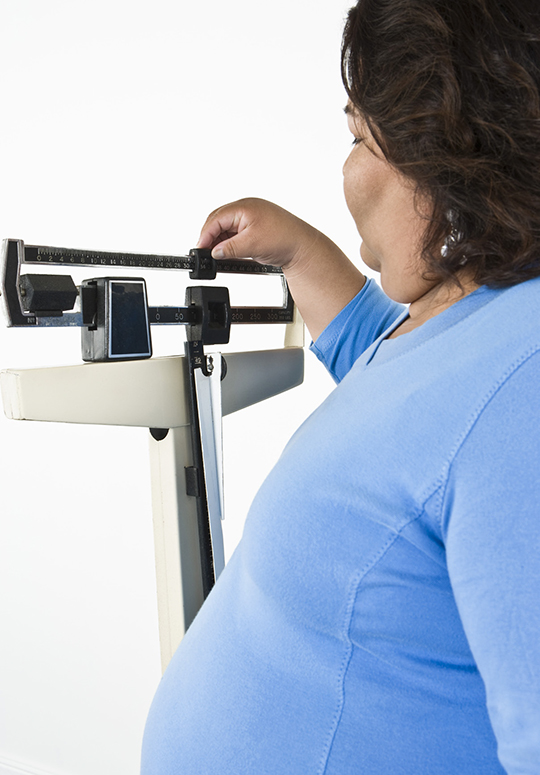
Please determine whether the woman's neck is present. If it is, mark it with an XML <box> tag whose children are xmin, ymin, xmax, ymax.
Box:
<box><xmin>388</xmin><ymin>271</ymin><xmax>480</xmax><ymax>339</ymax></box>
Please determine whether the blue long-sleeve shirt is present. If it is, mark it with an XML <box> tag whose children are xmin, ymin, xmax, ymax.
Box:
<box><xmin>142</xmin><ymin>277</ymin><xmax>540</xmax><ymax>774</ymax></box>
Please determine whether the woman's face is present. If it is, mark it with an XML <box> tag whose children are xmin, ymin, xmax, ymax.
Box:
<box><xmin>343</xmin><ymin>105</ymin><xmax>436</xmax><ymax>303</ymax></box>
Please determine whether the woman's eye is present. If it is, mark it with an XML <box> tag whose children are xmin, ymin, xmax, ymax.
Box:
<box><xmin>351</xmin><ymin>137</ymin><xmax>364</xmax><ymax>147</ymax></box>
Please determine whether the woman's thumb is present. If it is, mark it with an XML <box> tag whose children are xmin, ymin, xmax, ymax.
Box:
<box><xmin>211</xmin><ymin>232</ymin><xmax>252</xmax><ymax>260</ymax></box>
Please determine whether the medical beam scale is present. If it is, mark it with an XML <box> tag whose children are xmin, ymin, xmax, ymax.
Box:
<box><xmin>0</xmin><ymin>238</ymin><xmax>304</xmax><ymax>671</ymax></box>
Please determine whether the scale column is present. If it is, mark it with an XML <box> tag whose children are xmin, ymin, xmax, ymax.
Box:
<box><xmin>148</xmin><ymin>424</ymin><xmax>205</xmax><ymax>673</ymax></box>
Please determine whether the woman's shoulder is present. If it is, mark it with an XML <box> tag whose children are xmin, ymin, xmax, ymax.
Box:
<box><xmin>425</xmin><ymin>276</ymin><xmax>540</xmax><ymax>370</ymax></box>
<box><xmin>480</xmin><ymin>275</ymin><xmax>540</xmax><ymax>329</ymax></box>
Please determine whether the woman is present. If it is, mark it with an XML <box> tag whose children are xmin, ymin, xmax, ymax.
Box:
<box><xmin>142</xmin><ymin>1</ymin><xmax>540</xmax><ymax>772</ymax></box>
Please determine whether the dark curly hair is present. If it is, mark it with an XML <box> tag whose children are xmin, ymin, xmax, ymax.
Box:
<box><xmin>341</xmin><ymin>0</ymin><xmax>540</xmax><ymax>287</ymax></box>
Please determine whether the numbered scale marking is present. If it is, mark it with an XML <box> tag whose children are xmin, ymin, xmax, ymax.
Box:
<box><xmin>1</xmin><ymin>239</ymin><xmax>293</xmax><ymax>328</ymax></box>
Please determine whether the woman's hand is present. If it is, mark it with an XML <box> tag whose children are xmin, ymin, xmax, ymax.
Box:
<box><xmin>196</xmin><ymin>197</ymin><xmax>321</xmax><ymax>271</ymax></box>
<box><xmin>197</xmin><ymin>197</ymin><xmax>365</xmax><ymax>341</ymax></box>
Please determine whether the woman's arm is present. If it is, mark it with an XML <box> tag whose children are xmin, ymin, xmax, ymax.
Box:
<box><xmin>196</xmin><ymin>198</ymin><xmax>366</xmax><ymax>342</ymax></box>
<box><xmin>442</xmin><ymin>352</ymin><xmax>540</xmax><ymax>774</ymax></box>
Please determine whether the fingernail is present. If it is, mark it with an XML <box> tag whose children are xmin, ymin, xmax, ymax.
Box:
<box><xmin>212</xmin><ymin>246</ymin><xmax>224</xmax><ymax>259</ymax></box>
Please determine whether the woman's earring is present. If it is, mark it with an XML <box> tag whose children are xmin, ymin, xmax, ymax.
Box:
<box><xmin>441</xmin><ymin>210</ymin><xmax>464</xmax><ymax>260</ymax></box>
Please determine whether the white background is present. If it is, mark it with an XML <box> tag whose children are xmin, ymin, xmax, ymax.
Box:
<box><xmin>0</xmin><ymin>1</ymin><xmax>367</xmax><ymax>773</ymax></box>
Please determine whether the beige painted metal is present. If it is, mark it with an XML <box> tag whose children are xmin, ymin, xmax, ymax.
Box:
<box><xmin>149</xmin><ymin>425</ymin><xmax>205</xmax><ymax>672</ymax></box>
<box><xmin>0</xmin><ymin>313</ymin><xmax>305</xmax><ymax>671</ymax></box>
<box><xmin>0</xmin><ymin>348</ymin><xmax>304</xmax><ymax>426</ymax></box>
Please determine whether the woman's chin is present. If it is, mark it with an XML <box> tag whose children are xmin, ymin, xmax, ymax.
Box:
<box><xmin>359</xmin><ymin>242</ymin><xmax>381</xmax><ymax>273</ymax></box>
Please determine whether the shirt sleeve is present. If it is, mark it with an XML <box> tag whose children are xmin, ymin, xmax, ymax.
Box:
<box><xmin>309</xmin><ymin>278</ymin><xmax>405</xmax><ymax>383</ymax></box>
<box><xmin>440</xmin><ymin>350</ymin><xmax>540</xmax><ymax>775</ymax></box>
